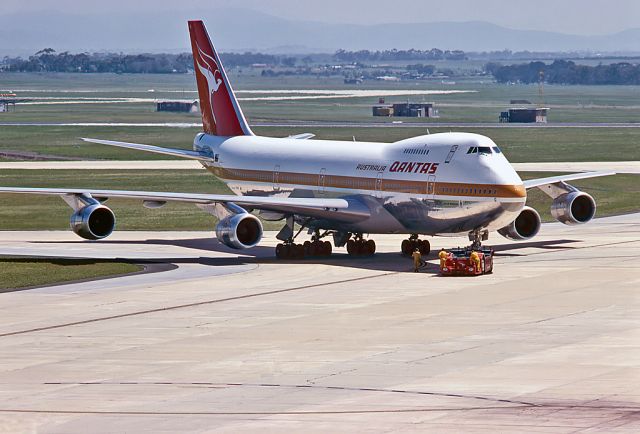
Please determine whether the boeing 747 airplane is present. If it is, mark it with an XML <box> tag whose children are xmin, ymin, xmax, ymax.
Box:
<box><xmin>0</xmin><ymin>21</ymin><xmax>614</xmax><ymax>259</ymax></box>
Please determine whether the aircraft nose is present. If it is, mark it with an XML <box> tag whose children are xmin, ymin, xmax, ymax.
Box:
<box><xmin>483</xmin><ymin>156</ymin><xmax>524</xmax><ymax>187</ymax></box>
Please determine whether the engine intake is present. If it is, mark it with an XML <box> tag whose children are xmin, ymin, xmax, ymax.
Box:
<box><xmin>70</xmin><ymin>204</ymin><xmax>116</xmax><ymax>240</ymax></box>
<box><xmin>498</xmin><ymin>206</ymin><xmax>541</xmax><ymax>241</ymax></box>
<box><xmin>551</xmin><ymin>192</ymin><xmax>596</xmax><ymax>225</ymax></box>
<box><xmin>215</xmin><ymin>213</ymin><xmax>263</xmax><ymax>249</ymax></box>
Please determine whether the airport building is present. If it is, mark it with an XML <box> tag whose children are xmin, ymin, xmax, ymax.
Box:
<box><xmin>499</xmin><ymin>107</ymin><xmax>549</xmax><ymax>123</ymax></box>
<box><xmin>372</xmin><ymin>102</ymin><xmax>436</xmax><ymax>118</ymax></box>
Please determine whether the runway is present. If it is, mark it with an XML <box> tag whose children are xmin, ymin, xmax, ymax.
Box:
<box><xmin>1</xmin><ymin>160</ymin><xmax>639</xmax><ymax>174</ymax></box>
<box><xmin>0</xmin><ymin>213</ymin><xmax>639</xmax><ymax>432</ymax></box>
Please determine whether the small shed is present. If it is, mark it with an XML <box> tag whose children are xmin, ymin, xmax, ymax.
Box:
<box><xmin>501</xmin><ymin>107</ymin><xmax>548</xmax><ymax>123</ymax></box>
<box><xmin>372</xmin><ymin>105</ymin><xmax>394</xmax><ymax>117</ymax></box>
<box><xmin>157</xmin><ymin>101</ymin><xmax>199</xmax><ymax>113</ymax></box>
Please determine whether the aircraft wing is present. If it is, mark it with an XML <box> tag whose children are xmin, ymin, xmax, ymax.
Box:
<box><xmin>523</xmin><ymin>171</ymin><xmax>615</xmax><ymax>189</ymax></box>
<box><xmin>0</xmin><ymin>187</ymin><xmax>369</xmax><ymax>223</ymax></box>
<box><xmin>81</xmin><ymin>138</ymin><xmax>214</xmax><ymax>161</ymax></box>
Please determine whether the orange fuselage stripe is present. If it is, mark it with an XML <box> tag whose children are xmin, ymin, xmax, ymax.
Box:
<box><xmin>206</xmin><ymin>166</ymin><xmax>526</xmax><ymax>199</ymax></box>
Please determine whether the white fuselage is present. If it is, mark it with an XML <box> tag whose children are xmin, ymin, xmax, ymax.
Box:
<box><xmin>194</xmin><ymin>132</ymin><xmax>526</xmax><ymax>236</ymax></box>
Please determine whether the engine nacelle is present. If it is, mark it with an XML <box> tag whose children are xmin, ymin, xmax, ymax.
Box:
<box><xmin>70</xmin><ymin>204</ymin><xmax>116</xmax><ymax>240</ymax></box>
<box><xmin>551</xmin><ymin>192</ymin><xmax>596</xmax><ymax>225</ymax></box>
<box><xmin>498</xmin><ymin>206</ymin><xmax>541</xmax><ymax>241</ymax></box>
<box><xmin>215</xmin><ymin>213</ymin><xmax>263</xmax><ymax>249</ymax></box>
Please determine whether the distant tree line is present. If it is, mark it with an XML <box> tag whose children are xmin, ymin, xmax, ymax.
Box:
<box><xmin>487</xmin><ymin>60</ymin><xmax>640</xmax><ymax>85</ymax></box>
<box><xmin>0</xmin><ymin>49</ymin><xmax>298</xmax><ymax>73</ymax></box>
<box><xmin>333</xmin><ymin>49</ymin><xmax>467</xmax><ymax>62</ymax></box>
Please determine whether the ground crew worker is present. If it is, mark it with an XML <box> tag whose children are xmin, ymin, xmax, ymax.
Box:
<box><xmin>412</xmin><ymin>248</ymin><xmax>422</xmax><ymax>273</ymax></box>
<box><xmin>470</xmin><ymin>250</ymin><xmax>481</xmax><ymax>273</ymax></box>
<box><xmin>438</xmin><ymin>248</ymin><xmax>448</xmax><ymax>269</ymax></box>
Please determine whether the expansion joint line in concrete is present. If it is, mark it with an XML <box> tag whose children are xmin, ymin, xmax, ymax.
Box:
<box><xmin>0</xmin><ymin>272</ymin><xmax>398</xmax><ymax>339</ymax></box>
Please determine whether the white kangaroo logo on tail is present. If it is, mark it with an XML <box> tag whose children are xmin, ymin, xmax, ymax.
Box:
<box><xmin>195</xmin><ymin>42</ymin><xmax>223</xmax><ymax>124</ymax></box>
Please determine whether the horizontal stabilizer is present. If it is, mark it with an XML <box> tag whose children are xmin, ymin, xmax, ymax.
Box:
<box><xmin>81</xmin><ymin>138</ymin><xmax>214</xmax><ymax>161</ymax></box>
<box><xmin>287</xmin><ymin>133</ymin><xmax>316</xmax><ymax>140</ymax></box>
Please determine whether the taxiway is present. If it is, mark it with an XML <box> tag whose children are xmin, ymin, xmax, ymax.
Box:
<box><xmin>0</xmin><ymin>213</ymin><xmax>639</xmax><ymax>432</ymax></box>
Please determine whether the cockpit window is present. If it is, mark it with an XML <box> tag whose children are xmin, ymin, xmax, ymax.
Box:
<box><xmin>466</xmin><ymin>146</ymin><xmax>477</xmax><ymax>154</ymax></box>
<box><xmin>478</xmin><ymin>146</ymin><xmax>492</xmax><ymax>154</ymax></box>
<box><xmin>493</xmin><ymin>146</ymin><xmax>502</xmax><ymax>154</ymax></box>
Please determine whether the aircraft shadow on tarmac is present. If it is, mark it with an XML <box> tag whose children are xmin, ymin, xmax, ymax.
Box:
<box><xmin>492</xmin><ymin>239</ymin><xmax>578</xmax><ymax>257</ymax></box>
<box><xmin>29</xmin><ymin>237</ymin><xmax>580</xmax><ymax>274</ymax></box>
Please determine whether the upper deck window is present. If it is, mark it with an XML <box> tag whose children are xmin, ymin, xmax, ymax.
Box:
<box><xmin>403</xmin><ymin>148</ymin><xmax>429</xmax><ymax>155</ymax></box>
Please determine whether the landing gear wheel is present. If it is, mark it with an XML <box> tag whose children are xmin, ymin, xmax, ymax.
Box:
<box><xmin>419</xmin><ymin>239</ymin><xmax>430</xmax><ymax>255</ymax></box>
<box><xmin>275</xmin><ymin>242</ymin><xmax>304</xmax><ymax>260</ymax></box>
<box><xmin>347</xmin><ymin>235</ymin><xmax>376</xmax><ymax>257</ymax></box>
<box><xmin>347</xmin><ymin>239</ymin><xmax>355</xmax><ymax>255</ymax></box>
<box><xmin>401</xmin><ymin>236</ymin><xmax>430</xmax><ymax>256</ymax></box>
<box><xmin>276</xmin><ymin>243</ymin><xmax>285</xmax><ymax>259</ymax></box>
<box><xmin>401</xmin><ymin>239</ymin><xmax>412</xmax><ymax>256</ymax></box>
<box><xmin>365</xmin><ymin>239</ymin><xmax>376</xmax><ymax>256</ymax></box>
<box><xmin>323</xmin><ymin>241</ymin><xmax>332</xmax><ymax>256</ymax></box>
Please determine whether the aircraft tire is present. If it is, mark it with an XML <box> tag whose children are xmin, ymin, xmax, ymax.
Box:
<box><xmin>366</xmin><ymin>239</ymin><xmax>376</xmax><ymax>255</ymax></box>
<box><xmin>323</xmin><ymin>241</ymin><xmax>332</xmax><ymax>256</ymax></box>
<box><xmin>419</xmin><ymin>240</ymin><xmax>431</xmax><ymax>255</ymax></box>
<box><xmin>401</xmin><ymin>239</ymin><xmax>412</xmax><ymax>255</ymax></box>
<box><xmin>275</xmin><ymin>243</ymin><xmax>285</xmax><ymax>259</ymax></box>
<box><xmin>347</xmin><ymin>239</ymin><xmax>355</xmax><ymax>255</ymax></box>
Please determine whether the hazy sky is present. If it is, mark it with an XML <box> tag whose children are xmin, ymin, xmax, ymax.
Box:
<box><xmin>2</xmin><ymin>0</ymin><xmax>640</xmax><ymax>35</ymax></box>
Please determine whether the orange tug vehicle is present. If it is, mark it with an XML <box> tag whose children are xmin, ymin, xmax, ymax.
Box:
<box><xmin>440</xmin><ymin>247</ymin><xmax>494</xmax><ymax>276</ymax></box>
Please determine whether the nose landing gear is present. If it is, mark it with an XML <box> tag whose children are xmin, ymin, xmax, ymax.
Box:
<box><xmin>401</xmin><ymin>234</ymin><xmax>430</xmax><ymax>256</ymax></box>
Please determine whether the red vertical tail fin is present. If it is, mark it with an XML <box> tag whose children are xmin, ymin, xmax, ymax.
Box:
<box><xmin>188</xmin><ymin>20</ymin><xmax>252</xmax><ymax>137</ymax></box>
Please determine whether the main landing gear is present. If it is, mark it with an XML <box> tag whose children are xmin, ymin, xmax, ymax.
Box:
<box><xmin>401</xmin><ymin>234</ymin><xmax>431</xmax><ymax>256</ymax></box>
<box><xmin>275</xmin><ymin>229</ymin><xmax>332</xmax><ymax>260</ymax></box>
<box><xmin>346</xmin><ymin>233</ymin><xmax>376</xmax><ymax>257</ymax></box>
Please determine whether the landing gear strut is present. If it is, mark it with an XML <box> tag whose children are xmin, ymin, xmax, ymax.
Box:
<box><xmin>401</xmin><ymin>234</ymin><xmax>430</xmax><ymax>256</ymax></box>
<box><xmin>468</xmin><ymin>230</ymin><xmax>489</xmax><ymax>251</ymax></box>
<box><xmin>346</xmin><ymin>233</ymin><xmax>376</xmax><ymax>257</ymax></box>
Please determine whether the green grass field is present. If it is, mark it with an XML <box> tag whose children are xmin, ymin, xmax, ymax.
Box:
<box><xmin>3</xmin><ymin>72</ymin><xmax>640</xmax><ymax>124</ymax></box>
<box><xmin>2</xmin><ymin>125</ymin><xmax>640</xmax><ymax>163</ymax></box>
<box><xmin>0</xmin><ymin>257</ymin><xmax>142</xmax><ymax>291</ymax></box>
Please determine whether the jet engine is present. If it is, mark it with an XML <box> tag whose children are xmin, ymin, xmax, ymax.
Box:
<box><xmin>70</xmin><ymin>204</ymin><xmax>116</xmax><ymax>240</ymax></box>
<box><xmin>498</xmin><ymin>206</ymin><xmax>541</xmax><ymax>241</ymax></box>
<box><xmin>215</xmin><ymin>213</ymin><xmax>263</xmax><ymax>249</ymax></box>
<box><xmin>550</xmin><ymin>192</ymin><xmax>596</xmax><ymax>225</ymax></box>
